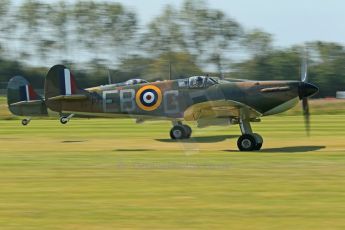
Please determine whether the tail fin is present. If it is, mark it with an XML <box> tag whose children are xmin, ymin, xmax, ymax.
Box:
<box><xmin>44</xmin><ymin>65</ymin><xmax>88</xmax><ymax>112</ymax></box>
<box><xmin>7</xmin><ymin>76</ymin><xmax>47</xmax><ymax>116</ymax></box>
<box><xmin>44</xmin><ymin>65</ymin><xmax>80</xmax><ymax>98</ymax></box>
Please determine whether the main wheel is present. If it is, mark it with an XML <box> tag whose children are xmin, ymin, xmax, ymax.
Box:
<box><xmin>60</xmin><ymin>116</ymin><xmax>69</xmax><ymax>124</ymax></box>
<box><xmin>252</xmin><ymin>133</ymin><xmax>263</xmax><ymax>150</ymax></box>
<box><xmin>170</xmin><ymin>125</ymin><xmax>187</xmax><ymax>139</ymax></box>
<box><xmin>183</xmin><ymin>125</ymin><xmax>192</xmax><ymax>138</ymax></box>
<box><xmin>237</xmin><ymin>134</ymin><xmax>258</xmax><ymax>151</ymax></box>
<box><xmin>21</xmin><ymin>119</ymin><xmax>30</xmax><ymax>126</ymax></box>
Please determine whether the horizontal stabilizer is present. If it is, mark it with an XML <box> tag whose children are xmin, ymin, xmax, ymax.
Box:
<box><xmin>10</xmin><ymin>100</ymin><xmax>43</xmax><ymax>106</ymax></box>
<box><xmin>7</xmin><ymin>76</ymin><xmax>48</xmax><ymax>116</ymax></box>
<box><xmin>47</xmin><ymin>94</ymin><xmax>88</xmax><ymax>101</ymax></box>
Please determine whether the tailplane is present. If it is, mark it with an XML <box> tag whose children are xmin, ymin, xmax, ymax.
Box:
<box><xmin>7</xmin><ymin>76</ymin><xmax>47</xmax><ymax>116</ymax></box>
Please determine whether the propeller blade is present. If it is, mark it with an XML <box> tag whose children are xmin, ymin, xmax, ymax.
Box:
<box><xmin>301</xmin><ymin>57</ymin><xmax>308</xmax><ymax>83</ymax></box>
<box><xmin>302</xmin><ymin>97</ymin><xmax>310</xmax><ymax>136</ymax></box>
<box><xmin>300</xmin><ymin>49</ymin><xmax>314</xmax><ymax>136</ymax></box>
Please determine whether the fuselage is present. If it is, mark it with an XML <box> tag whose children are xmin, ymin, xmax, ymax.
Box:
<box><xmin>52</xmin><ymin>77</ymin><xmax>316</xmax><ymax>120</ymax></box>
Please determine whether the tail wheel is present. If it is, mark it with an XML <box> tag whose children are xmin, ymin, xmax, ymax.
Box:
<box><xmin>60</xmin><ymin>116</ymin><xmax>69</xmax><ymax>124</ymax></box>
<box><xmin>21</xmin><ymin>119</ymin><xmax>30</xmax><ymax>126</ymax></box>
<box><xmin>237</xmin><ymin>134</ymin><xmax>258</xmax><ymax>151</ymax></box>
<box><xmin>170</xmin><ymin>125</ymin><xmax>187</xmax><ymax>140</ymax></box>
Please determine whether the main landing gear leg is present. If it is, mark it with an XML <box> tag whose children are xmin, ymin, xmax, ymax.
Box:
<box><xmin>170</xmin><ymin>121</ymin><xmax>192</xmax><ymax>140</ymax></box>
<box><xmin>60</xmin><ymin>114</ymin><xmax>75</xmax><ymax>125</ymax></box>
<box><xmin>237</xmin><ymin>119</ymin><xmax>263</xmax><ymax>151</ymax></box>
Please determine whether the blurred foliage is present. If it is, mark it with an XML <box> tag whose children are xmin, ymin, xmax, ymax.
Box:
<box><xmin>232</xmin><ymin>48</ymin><xmax>301</xmax><ymax>81</ymax></box>
<box><xmin>232</xmin><ymin>42</ymin><xmax>345</xmax><ymax>97</ymax></box>
<box><xmin>241</xmin><ymin>29</ymin><xmax>273</xmax><ymax>57</ymax></box>
<box><xmin>0</xmin><ymin>0</ymin><xmax>344</xmax><ymax>97</ymax></box>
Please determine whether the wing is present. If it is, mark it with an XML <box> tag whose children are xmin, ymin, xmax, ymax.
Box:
<box><xmin>183</xmin><ymin>100</ymin><xmax>262</xmax><ymax>121</ymax></box>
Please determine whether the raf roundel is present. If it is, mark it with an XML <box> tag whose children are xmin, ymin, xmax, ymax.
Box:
<box><xmin>136</xmin><ymin>85</ymin><xmax>162</xmax><ymax>111</ymax></box>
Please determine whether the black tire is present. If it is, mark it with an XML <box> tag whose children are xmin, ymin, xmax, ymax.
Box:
<box><xmin>183</xmin><ymin>125</ymin><xmax>192</xmax><ymax>138</ymax></box>
<box><xmin>170</xmin><ymin>125</ymin><xmax>187</xmax><ymax>139</ymax></box>
<box><xmin>21</xmin><ymin>119</ymin><xmax>29</xmax><ymax>126</ymax></box>
<box><xmin>255</xmin><ymin>143</ymin><xmax>263</xmax><ymax>150</ymax></box>
<box><xmin>237</xmin><ymin>134</ymin><xmax>258</xmax><ymax>151</ymax></box>
<box><xmin>60</xmin><ymin>117</ymin><xmax>68</xmax><ymax>124</ymax></box>
<box><xmin>252</xmin><ymin>133</ymin><xmax>263</xmax><ymax>151</ymax></box>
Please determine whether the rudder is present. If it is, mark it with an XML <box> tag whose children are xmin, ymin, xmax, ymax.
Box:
<box><xmin>44</xmin><ymin>65</ymin><xmax>88</xmax><ymax>112</ymax></box>
<box><xmin>44</xmin><ymin>65</ymin><xmax>82</xmax><ymax>99</ymax></box>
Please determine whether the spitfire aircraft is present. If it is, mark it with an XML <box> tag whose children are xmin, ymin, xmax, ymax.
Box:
<box><xmin>40</xmin><ymin>64</ymin><xmax>319</xmax><ymax>151</ymax></box>
<box><xmin>7</xmin><ymin>76</ymin><xmax>50</xmax><ymax>125</ymax></box>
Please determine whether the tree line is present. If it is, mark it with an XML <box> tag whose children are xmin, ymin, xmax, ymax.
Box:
<box><xmin>0</xmin><ymin>0</ymin><xmax>344</xmax><ymax>97</ymax></box>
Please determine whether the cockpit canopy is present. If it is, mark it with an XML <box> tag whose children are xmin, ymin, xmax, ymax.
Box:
<box><xmin>188</xmin><ymin>76</ymin><xmax>218</xmax><ymax>88</ymax></box>
<box><xmin>125</xmin><ymin>79</ymin><xmax>148</xmax><ymax>85</ymax></box>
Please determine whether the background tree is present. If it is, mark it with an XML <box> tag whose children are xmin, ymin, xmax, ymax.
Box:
<box><xmin>0</xmin><ymin>0</ymin><xmax>343</xmax><ymax>98</ymax></box>
<box><xmin>143</xmin><ymin>52</ymin><xmax>202</xmax><ymax>80</ymax></box>
<box><xmin>48</xmin><ymin>0</ymin><xmax>71</xmax><ymax>63</ymax></box>
<box><xmin>141</xmin><ymin>5</ymin><xmax>186</xmax><ymax>57</ymax></box>
<box><xmin>100</xmin><ymin>2</ymin><xmax>137</xmax><ymax>62</ymax></box>
<box><xmin>307</xmin><ymin>42</ymin><xmax>345</xmax><ymax>96</ymax></box>
<box><xmin>242</xmin><ymin>29</ymin><xmax>273</xmax><ymax>57</ymax></box>
<box><xmin>73</xmin><ymin>1</ymin><xmax>138</xmax><ymax>66</ymax></box>
<box><xmin>17</xmin><ymin>0</ymin><xmax>52</xmax><ymax>64</ymax></box>
<box><xmin>232</xmin><ymin>48</ymin><xmax>300</xmax><ymax>81</ymax></box>
<box><xmin>181</xmin><ymin>0</ymin><xmax>242</xmax><ymax>75</ymax></box>
<box><xmin>0</xmin><ymin>0</ymin><xmax>12</xmax><ymax>58</ymax></box>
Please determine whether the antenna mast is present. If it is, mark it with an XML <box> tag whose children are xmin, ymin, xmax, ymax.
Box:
<box><xmin>169</xmin><ymin>62</ymin><xmax>172</xmax><ymax>80</ymax></box>
<box><xmin>107</xmin><ymin>69</ymin><xmax>112</xmax><ymax>84</ymax></box>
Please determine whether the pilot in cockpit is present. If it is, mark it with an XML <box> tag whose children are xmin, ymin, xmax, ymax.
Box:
<box><xmin>196</xmin><ymin>76</ymin><xmax>204</xmax><ymax>87</ymax></box>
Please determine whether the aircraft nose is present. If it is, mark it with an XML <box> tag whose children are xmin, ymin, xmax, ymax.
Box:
<box><xmin>298</xmin><ymin>82</ymin><xmax>319</xmax><ymax>99</ymax></box>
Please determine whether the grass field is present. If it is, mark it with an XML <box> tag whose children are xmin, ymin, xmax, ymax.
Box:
<box><xmin>1</xmin><ymin>114</ymin><xmax>345</xmax><ymax>229</ymax></box>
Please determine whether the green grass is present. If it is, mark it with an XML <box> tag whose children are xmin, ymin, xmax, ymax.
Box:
<box><xmin>0</xmin><ymin>96</ymin><xmax>13</xmax><ymax>119</ymax></box>
<box><xmin>0</xmin><ymin>116</ymin><xmax>345</xmax><ymax>230</ymax></box>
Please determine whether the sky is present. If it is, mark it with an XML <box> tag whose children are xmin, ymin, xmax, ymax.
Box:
<box><xmin>13</xmin><ymin>0</ymin><xmax>345</xmax><ymax>47</ymax></box>
<box><xmin>122</xmin><ymin>0</ymin><xmax>345</xmax><ymax>48</ymax></box>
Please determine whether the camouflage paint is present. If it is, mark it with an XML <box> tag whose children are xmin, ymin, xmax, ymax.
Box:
<box><xmin>44</xmin><ymin>65</ymin><xmax>318</xmax><ymax>122</ymax></box>
<box><xmin>7</xmin><ymin>76</ymin><xmax>48</xmax><ymax>116</ymax></box>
